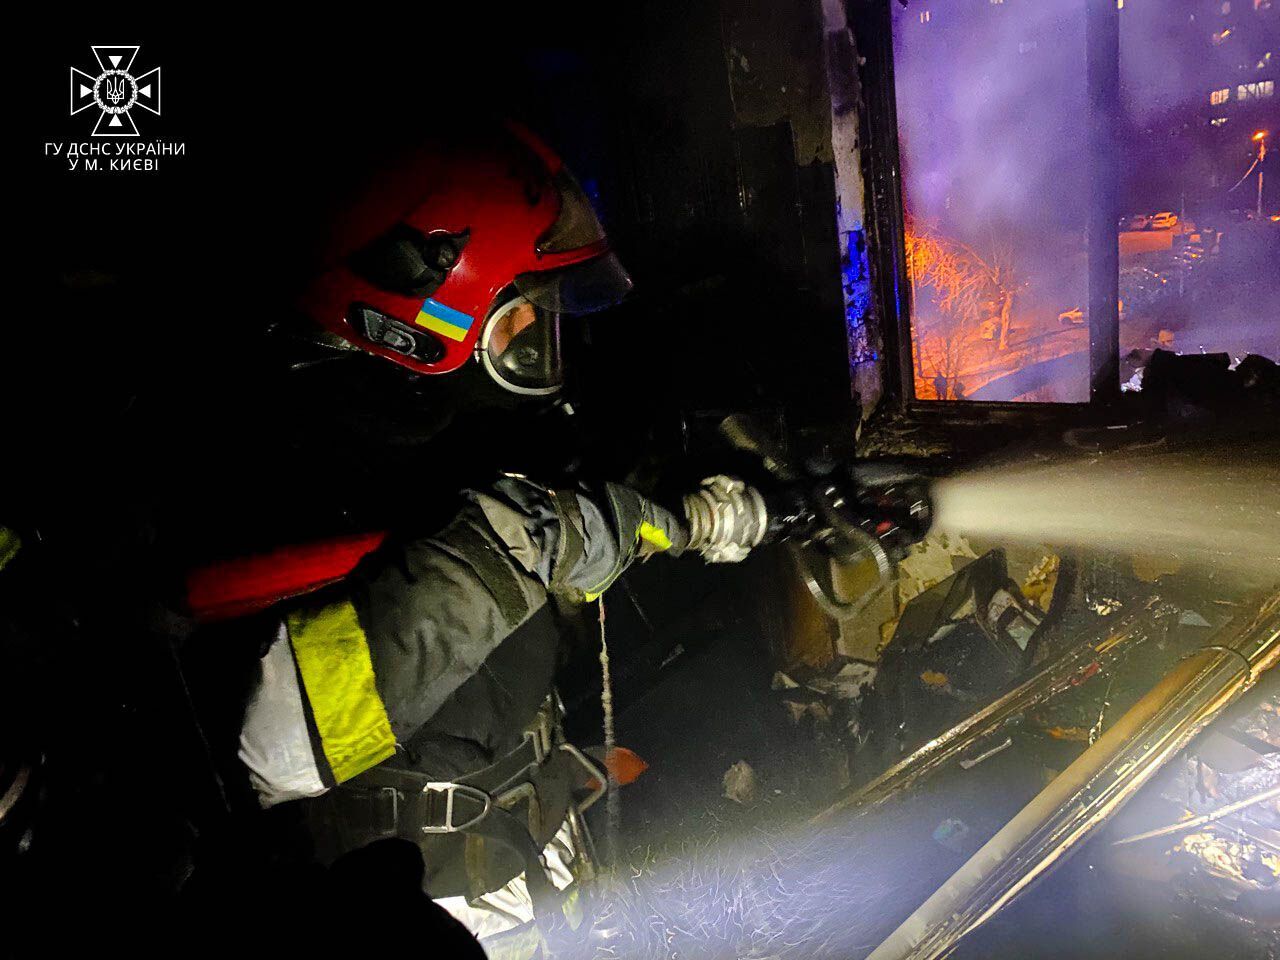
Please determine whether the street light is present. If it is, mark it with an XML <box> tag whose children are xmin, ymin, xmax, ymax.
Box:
<box><xmin>1254</xmin><ymin>130</ymin><xmax>1268</xmax><ymax>219</ymax></box>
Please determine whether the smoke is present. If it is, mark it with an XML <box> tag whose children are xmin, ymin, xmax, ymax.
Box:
<box><xmin>892</xmin><ymin>0</ymin><xmax>1277</xmax><ymax>229</ymax></box>
<box><xmin>892</xmin><ymin>0</ymin><xmax>1089</xmax><ymax>236</ymax></box>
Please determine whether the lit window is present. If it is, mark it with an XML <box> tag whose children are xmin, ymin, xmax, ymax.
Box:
<box><xmin>892</xmin><ymin>1</ymin><xmax>1090</xmax><ymax>402</ymax></box>
<box><xmin>991</xmin><ymin>0</ymin><xmax>1005</xmax><ymax>5</ymax></box>
<box><xmin>1222</xmin><ymin>1</ymin><xmax>1231</xmax><ymax>12</ymax></box>
<box><xmin>1213</xmin><ymin>28</ymin><xmax>1234</xmax><ymax>45</ymax></box>
<box><xmin>891</xmin><ymin>0</ymin><xmax>1279</xmax><ymax>405</ymax></box>
<box><xmin>920</xmin><ymin>10</ymin><xmax>932</xmax><ymax>23</ymax></box>
<box><xmin>1237</xmin><ymin>80</ymin><xmax>1276</xmax><ymax>100</ymax></box>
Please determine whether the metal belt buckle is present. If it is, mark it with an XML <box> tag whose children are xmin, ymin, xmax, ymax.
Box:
<box><xmin>419</xmin><ymin>781</ymin><xmax>492</xmax><ymax>834</ymax></box>
<box><xmin>524</xmin><ymin>695</ymin><xmax>557</xmax><ymax>764</ymax></box>
<box><xmin>561</xmin><ymin>742</ymin><xmax>607</xmax><ymax>812</ymax></box>
<box><xmin>531</xmin><ymin>716</ymin><xmax>553</xmax><ymax>764</ymax></box>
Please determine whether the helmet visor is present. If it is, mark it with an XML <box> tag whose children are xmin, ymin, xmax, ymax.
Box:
<box><xmin>479</xmin><ymin>296</ymin><xmax>563</xmax><ymax>395</ymax></box>
<box><xmin>513</xmin><ymin>249</ymin><xmax>633</xmax><ymax>315</ymax></box>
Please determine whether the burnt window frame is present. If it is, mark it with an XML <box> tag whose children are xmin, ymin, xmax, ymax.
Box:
<box><xmin>850</xmin><ymin>0</ymin><xmax>1123</xmax><ymax>416</ymax></box>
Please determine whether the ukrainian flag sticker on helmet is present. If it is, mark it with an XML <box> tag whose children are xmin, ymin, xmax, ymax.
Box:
<box><xmin>414</xmin><ymin>297</ymin><xmax>475</xmax><ymax>342</ymax></box>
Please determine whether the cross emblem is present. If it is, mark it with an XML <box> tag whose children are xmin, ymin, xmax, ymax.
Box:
<box><xmin>70</xmin><ymin>45</ymin><xmax>161</xmax><ymax>137</ymax></box>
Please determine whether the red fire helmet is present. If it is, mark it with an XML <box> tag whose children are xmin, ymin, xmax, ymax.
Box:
<box><xmin>298</xmin><ymin>121</ymin><xmax>631</xmax><ymax>391</ymax></box>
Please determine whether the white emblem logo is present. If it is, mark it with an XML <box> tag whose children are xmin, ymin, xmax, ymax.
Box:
<box><xmin>70</xmin><ymin>46</ymin><xmax>161</xmax><ymax>137</ymax></box>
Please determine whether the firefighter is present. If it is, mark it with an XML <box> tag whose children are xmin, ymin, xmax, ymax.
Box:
<box><xmin>223</xmin><ymin>120</ymin><xmax>770</xmax><ymax>948</ymax></box>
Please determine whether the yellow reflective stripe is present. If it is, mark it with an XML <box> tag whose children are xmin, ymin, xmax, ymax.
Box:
<box><xmin>287</xmin><ymin>598</ymin><xmax>395</xmax><ymax>783</ymax></box>
<box><xmin>0</xmin><ymin>527</ymin><xmax>20</xmax><ymax>574</ymax></box>
<box><xmin>638</xmin><ymin>521</ymin><xmax>672</xmax><ymax>552</ymax></box>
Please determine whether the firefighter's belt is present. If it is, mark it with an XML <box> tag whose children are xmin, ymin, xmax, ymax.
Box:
<box><xmin>329</xmin><ymin>725</ymin><xmax>603</xmax><ymax>903</ymax></box>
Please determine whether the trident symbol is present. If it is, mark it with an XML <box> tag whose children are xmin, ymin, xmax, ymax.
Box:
<box><xmin>105</xmin><ymin>76</ymin><xmax>126</xmax><ymax>104</ymax></box>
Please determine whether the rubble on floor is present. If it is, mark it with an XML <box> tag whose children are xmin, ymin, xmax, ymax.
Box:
<box><xmin>722</xmin><ymin>761</ymin><xmax>758</xmax><ymax>805</ymax></box>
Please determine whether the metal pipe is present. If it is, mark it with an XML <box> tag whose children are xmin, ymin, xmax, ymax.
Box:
<box><xmin>1112</xmin><ymin>782</ymin><xmax>1280</xmax><ymax>847</ymax></box>
<box><xmin>814</xmin><ymin>595</ymin><xmax>1174</xmax><ymax>825</ymax></box>
<box><xmin>867</xmin><ymin>587</ymin><xmax>1280</xmax><ymax>960</ymax></box>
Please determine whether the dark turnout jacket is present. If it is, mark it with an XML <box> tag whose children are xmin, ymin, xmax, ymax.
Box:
<box><xmin>281</xmin><ymin>475</ymin><xmax>688</xmax><ymax>788</ymax></box>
